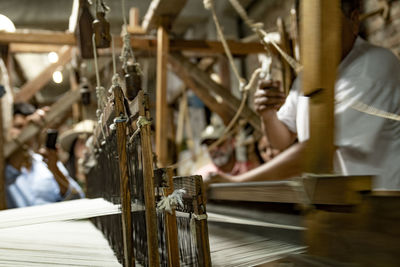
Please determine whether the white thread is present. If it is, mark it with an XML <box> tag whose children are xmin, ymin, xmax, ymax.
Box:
<box><xmin>157</xmin><ymin>189</ymin><xmax>186</xmax><ymax>214</ymax></box>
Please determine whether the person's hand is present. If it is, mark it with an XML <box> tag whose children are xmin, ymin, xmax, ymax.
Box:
<box><xmin>254</xmin><ymin>80</ymin><xmax>286</xmax><ymax>118</ymax></box>
<box><xmin>26</xmin><ymin>107</ymin><xmax>49</xmax><ymax>127</ymax></box>
<box><xmin>39</xmin><ymin>147</ymin><xmax>59</xmax><ymax>172</ymax></box>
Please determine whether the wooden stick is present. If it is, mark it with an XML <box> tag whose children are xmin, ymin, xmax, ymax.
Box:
<box><xmin>0</xmin><ymin>99</ymin><xmax>6</xmax><ymax>210</ymax></box>
<box><xmin>156</xmin><ymin>25</ymin><xmax>169</xmax><ymax>167</ymax></box>
<box><xmin>194</xmin><ymin>176</ymin><xmax>211</xmax><ymax>267</ymax></box>
<box><xmin>277</xmin><ymin>17</ymin><xmax>294</xmax><ymax>96</ymax></box>
<box><xmin>138</xmin><ymin>91</ymin><xmax>160</xmax><ymax>266</ymax></box>
<box><xmin>1</xmin><ymin>31</ymin><xmax>265</xmax><ymax>55</ymax></box>
<box><xmin>14</xmin><ymin>46</ymin><xmax>73</xmax><ymax>102</ymax></box>
<box><xmin>163</xmin><ymin>168</ymin><xmax>180</xmax><ymax>267</ymax></box>
<box><xmin>301</xmin><ymin>0</ymin><xmax>341</xmax><ymax>173</ymax></box>
<box><xmin>113</xmin><ymin>85</ymin><xmax>135</xmax><ymax>267</ymax></box>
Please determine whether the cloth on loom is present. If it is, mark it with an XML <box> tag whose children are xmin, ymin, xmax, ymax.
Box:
<box><xmin>5</xmin><ymin>152</ymin><xmax>84</xmax><ymax>209</ymax></box>
<box><xmin>278</xmin><ymin>37</ymin><xmax>400</xmax><ymax>190</ymax></box>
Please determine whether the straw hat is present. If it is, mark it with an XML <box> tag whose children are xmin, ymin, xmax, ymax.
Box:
<box><xmin>59</xmin><ymin>120</ymin><xmax>96</xmax><ymax>152</ymax></box>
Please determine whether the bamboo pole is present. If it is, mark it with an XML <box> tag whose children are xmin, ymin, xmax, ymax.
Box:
<box><xmin>301</xmin><ymin>0</ymin><xmax>341</xmax><ymax>173</ymax></box>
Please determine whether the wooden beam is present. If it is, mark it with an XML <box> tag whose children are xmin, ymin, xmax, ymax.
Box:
<box><xmin>169</xmin><ymin>53</ymin><xmax>261</xmax><ymax>133</ymax></box>
<box><xmin>208</xmin><ymin>175</ymin><xmax>372</xmax><ymax>206</ymax></box>
<box><xmin>4</xmin><ymin>89</ymin><xmax>81</xmax><ymax>158</ymax></box>
<box><xmin>0</xmin><ymin>99</ymin><xmax>6</xmax><ymax>210</ymax></box>
<box><xmin>0</xmin><ymin>31</ymin><xmax>75</xmax><ymax>45</ymax></box>
<box><xmin>9</xmin><ymin>43</ymin><xmax>64</xmax><ymax>53</ymax></box>
<box><xmin>168</xmin><ymin>54</ymin><xmax>234</xmax><ymax>125</ymax></box>
<box><xmin>156</xmin><ymin>26</ymin><xmax>169</xmax><ymax>167</ymax></box>
<box><xmin>113</xmin><ymin>84</ymin><xmax>134</xmax><ymax>267</ymax></box>
<box><xmin>301</xmin><ymin>0</ymin><xmax>341</xmax><ymax>173</ymax></box>
<box><xmin>277</xmin><ymin>17</ymin><xmax>294</xmax><ymax>96</ymax></box>
<box><xmin>1</xmin><ymin>31</ymin><xmax>265</xmax><ymax>55</ymax></box>
<box><xmin>14</xmin><ymin>46</ymin><xmax>73</xmax><ymax>103</ymax></box>
<box><xmin>142</xmin><ymin>0</ymin><xmax>188</xmax><ymax>32</ymax></box>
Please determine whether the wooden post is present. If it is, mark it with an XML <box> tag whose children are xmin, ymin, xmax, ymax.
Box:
<box><xmin>139</xmin><ymin>91</ymin><xmax>160</xmax><ymax>266</ymax></box>
<box><xmin>156</xmin><ymin>24</ymin><xmax>169</xmax><ymax>167</ymax></box>
<box><xmin>277</xmin><ymin>17</ymin><xmax>294</xmax><ymax>96</ymax></box>
<box><xmin>113</xmin><ymin>85</ymin><xmax>135</xmax><ymax>267</ymax></box>
<box><xmin>0</xmin><ymin>100</ymin><xmax>6</xmax><ymax>210</ymax></box>
<box><xmin>164</xmin><ymin>168</ymin><xmax>180</xmax><ymax>267</ymax></box>
<box><xmin>301</xmin><ymin>0</ymin><xmax>341</xmax><ymax>173</ymax></box>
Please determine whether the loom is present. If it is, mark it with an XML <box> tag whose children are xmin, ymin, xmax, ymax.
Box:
<box><xmin>86</xmin><ymin>88</ymin><xmax>211</xmax><ymax>267</ymax></box>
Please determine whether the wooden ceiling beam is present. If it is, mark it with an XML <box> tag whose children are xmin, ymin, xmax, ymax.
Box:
<box><xmin>1</xmin><ymin>31</ymin><xmax>265</xmax><ymax>55</ymax></box>
<box><xmin>14</xmin><ymin>46</ymin><xmax>73</xmax><ymax>102</ymax></box>
<box><xmin>169</xmin><ymin>52</ymin><xmax>261</xmax><ymax>133</ymax></box>
<box><xmin>142</xmin><ymin>0</ymin><xmax>188</xmax><ymax>32</ymax></box>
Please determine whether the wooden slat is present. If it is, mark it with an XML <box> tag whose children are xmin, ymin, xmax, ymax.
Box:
<box><xmin>0</xmin><ymin>31</ymin><xmax>75</xmax><ymax>45</ymax></box>
<box><xmin>138</xmin><ymin>91</ymin><xmax>160</xmax><ymax>266</ymax></box>
<box><xmin>0</xmin><ymin>100</ymin><xmax>5</xmax><ymax>210</ymax></box>
<box><xmin>113</xmin><ymin>85</ymin><xmax>134</xmax><ymax>267</ymax></box>
<box><xmin>9</xmin><ymin>43</ymin><xmax>64</xmax><ymax>53</ymax></box>
<box><xmin>277</xmin><ymin>17</ymin><xmax>294</xmax><ymax>96</ymax></box>
<box><xmin>301</xmin><ymin>0</ymin><xmax>341</xmax><ymax>173</ymax></box>
<box><xmin>4</xmin><ymin>89</ymin><xmax>81</xmax><ymax>158</ymax></box>
<box><xmin>156</xmin><ymin>26</ymin><xmax>169</xmax><ymax>167</ymax></box>
<box><xmin>14</xmin><ymin>46</ymin><xmax>73</xmax><ymax>102</ymax></box>
<box><xmin>169</xmin><ymin>52</ymin><xmax>261</xmax><ymax>133</ymax></box>
<box><xmin>2</xmin><ymin>31</ymin><xmax>265</xmax><ymax>55</ymax></box>
<box><xmin>208</xmin><ymin>176</ymin><xmax>372</xmax><ymax>206</ymax></box>
<box><xmin>142</xmin><ymin>0</ymin><xmax>188</xmax><ymax>32</ymax></box>
<box><xmin>164</xmin><ymin>168</ymin><xmax>180</xmax><ymax>267</ymax></box>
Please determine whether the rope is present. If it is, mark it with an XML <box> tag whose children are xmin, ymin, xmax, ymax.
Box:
<box><xmin>157</xmin><ymin>189</ymin><xmax>186</xmax><ymax>214</ymax></box>
<box><xmin>203</xmin><ymin>0</ymin><xmax>246</xmax><ymax>90</ymax></box>
<box><xmin>92</xmin><ymin>34</ymin><xmax>107</xmax><ymax>119</ymax></box>
<box><xmin>351</xmin><ymin>100</ymin><xmax>400</xmax><ymax>121</ymax></box>
<box><xmin>129</xmin><ymin>116</ymin><xmax>152</xmax><ymax>144</ymax></box>
<box><xmin>228</xmin><ymin>0</ymin><xmax>302</xmax><ymax>74</ymax></box>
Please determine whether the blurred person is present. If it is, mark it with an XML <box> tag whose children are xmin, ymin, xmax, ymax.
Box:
<box><xmin>5</xmin><ymin>103</ymin><xmax>84</xmax><ymax>209</ymax></box>
<box><xmin>196</xmin><ymin>120</ymin><xmax>259</xmax><ymax>183</ymax></box>
<box><xmin>210</xmin><ymin>0</ymin><xmax>400</xmax><ymax>189</ymax></box>
<box><xmin>59</xmin><ymin>120</ymin><xmax>96</xmax><ymax>187</ymax></box>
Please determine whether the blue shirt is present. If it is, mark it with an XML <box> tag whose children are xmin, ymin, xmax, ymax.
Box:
<box><xmin>5</xmin><ymin>152</ymin><xmax>84</xmax><ymax>209</ymax></box>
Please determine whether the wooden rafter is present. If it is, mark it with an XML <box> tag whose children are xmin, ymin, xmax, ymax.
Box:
<box><xmin>1</xmin><ymin>31</ymin><xmax>265</xmax><ymax>55</ymax></box>
<box><xmin>169</xmin><ymin>53</ymin><xmax>261</xmax><ymax>133</ymax></box>
<box><xmin>142</xmin><ymin>0</ymin><xmax>188</xmax><ymax>32</ymax></box>
<box><xmin>14</xmin><ymin>46</ymin><xmax>73</xmax><ymax>103</ymax></box>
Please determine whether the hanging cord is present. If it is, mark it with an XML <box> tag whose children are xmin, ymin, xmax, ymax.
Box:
<box><xmin>92</xmin><ymin>34</ymin><xmax>107</xmax><ymax>119</ymax></box>
<box><xmin>204</xmin><ymin>0</ymin><xmax>246</xmax><ymax>89</ymax></box>
<box><xmin>228</xmin><ymin>0</ymin><xmax>302</xmax><ymax>74</ymax></box>
<box><xmin>203</xmin><ymin>0</ymin><xmax>266</xmax><ymax>154</ymax></box>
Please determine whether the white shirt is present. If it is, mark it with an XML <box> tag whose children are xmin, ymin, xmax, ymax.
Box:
<box><xmin>277</xmin><ymin>37</ymin><xmax>400</xmax><ymax>189</ymax></box>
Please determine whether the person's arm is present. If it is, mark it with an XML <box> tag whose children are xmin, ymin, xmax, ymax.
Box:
<box><xmin>254</xmin><ymin>80</ymin><xmax>297</xmax><ymax>150</ymax></box>
<box><xmin>40</xmin><ymin>148</ymin><xmax>70</xmax><ymax>196</ymax></box>
<box><xmin>231</xmin><ymin>142</ymin><xmax>306</xmax><ymax>183</ymax></box>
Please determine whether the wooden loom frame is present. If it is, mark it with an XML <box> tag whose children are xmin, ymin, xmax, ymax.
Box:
<box><xmin>91</xmin><ymin>89</ymin><xmax>211</xmax><ymax>266</ymax></box>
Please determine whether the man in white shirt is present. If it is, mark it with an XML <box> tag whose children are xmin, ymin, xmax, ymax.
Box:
<box><xmin>223</xmin><ymin>0</ymin><xmax>400</xmax><ymax>189</ymax></box>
